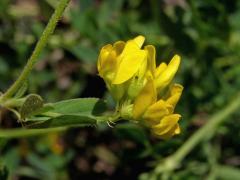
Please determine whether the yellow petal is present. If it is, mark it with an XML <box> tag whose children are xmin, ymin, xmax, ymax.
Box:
<box><xmin>133</xmin><ymin>35</ymin><xmax>145</xmax><ymax>48</ymax></box>
<box><xmin>113</xmin><ymin>40</ymin><xmax>147</xmax><ymax>84</ymax></box>
<box><xmin>113</xmin><ymin>41</ymin><xmax>125</xmax><ymax>56</ymax></box>
<box><xmin>137</xmin><ymin>55</ymin><xmax>148</xmax><ymax>79</ymax></box>
<box><xmin>145</xmin><ymin>45</ymin><xmax>156</xmax><ymax>76</ymax></box>
<box><xmin>174</xmin><ymin>124</ymin><xmax>181</xmax><ymax>134</ymax></box>
<box><xmin>143</xmin><ymin>100</ymin><xmax>170</xmax><ymax>126</ymax></box>
<box><xmin>153</xmin><ymin>123</ymin><xmax>181</xmax><ymax>139</ymax></box>
<box><xmin>169</xmin><ymin>83</ymin><xmax>183</xmax><ymax>95</ymax></box>
<box><xmin>166</xmin><ymin>84</ymin><xmax>183</xmax><ymax>109</ymax></box>
<box><xmin>155</xmin><ymin>62</ymin><xmax>167</xmax><ymax>78</ymax></box>
<box><xmin>120</xmin><ymin>38</ymin><xmax>143</xmax><ymax>59</ymax></box>
<box><xmin>99</xmin><ymin>53</ymin><xmax>117</xmax><ymax>80</ymax></box>
<box><xmin>151</xmin><ymin>114</ymin><xmax>181</xmax><ymax>136</ymax></box>
<box><xmin>133</xmin><ymin>79</ymin><xmax>157</xmax><ymax>119</ymax></box>
<box><xmin>98</xmin><ymin>42</ymin><xmax>126</xmax><ymax>81</ymax></box>
<box><xmin>97</xmin><ymin>44</ymin><xmax>113</xmax><ymax>72</ymax></box>
<box><xmin>155</xmin><ymin>55</ymin><xmax>181</xmax><ymax>89</ymax></box>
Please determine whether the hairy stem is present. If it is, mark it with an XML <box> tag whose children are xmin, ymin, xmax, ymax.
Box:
<box><xmin>1</xmin><ymin>0</ymin><xmax>70</xmax><ymax>100</ymax></box>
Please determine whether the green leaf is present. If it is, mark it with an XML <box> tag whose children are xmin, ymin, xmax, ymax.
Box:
<box><xmin>20</xmin><ymin>98</ymin><xmax>106</xmax><ymax>131</ymax></box>
<box><xmin>20</xmin><ymin>94</ymin><xmax>44</xmax><ymax>119</ymax></box>
<box><xmin>29</xmin><ymin>115</ymin><xmax>96</xmax><ymax>128</ymax></box>
<box><xmin>51</xmin><ymin>98</ymin><xmax>106</xmax><ymax>116</ymax></box>
<box><xmin>32</xmin><ymin>104</ymin><xmax>54</xmax><ymax>116</ymax></box>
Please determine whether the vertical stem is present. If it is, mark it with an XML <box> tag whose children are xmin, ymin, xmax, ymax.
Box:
<box><xmin>1</xmin><ymin>0</ymin><xmax>70</xmax><ymax>100</ymax></box>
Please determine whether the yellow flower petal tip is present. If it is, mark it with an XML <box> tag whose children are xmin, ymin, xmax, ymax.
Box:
<box><xmin>174</xmin><ymin>124</ymin><xmax>181</xmax><ymax>134</ymax></box>
<box><xmin>155</xmin><ymin>54</ymin><xmax>181</xmax><ymax>89</ymax></box>
<box><xmin>155</xmin><ymin>62</ymin><xmax>167</xmax><ymax>77</ymax></box>
<box><xmin>170</xmin><ymin>54</ymin><xmax>181</xmax><ymax>69</ymax></box>
<box><xmin>133</xmin><ymin>35</ymin><xmax>145</xmax><ymax>47</ymax></box>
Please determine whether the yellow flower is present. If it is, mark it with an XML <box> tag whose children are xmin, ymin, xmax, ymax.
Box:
<box><xmin>133</xmin><ymin>80</ymin><xmax>183</xmax><ymax>139</ymax></box>
<box><xmin>151</xmin><ymin>114</ymin><xmax>181</xmax><ymax>139</ymax></box>
<box><xmin>97</xmin><ymin>36</ymin><xmax>148</xmax><ymax>100</ymax></box>
<box><xmin>132</xmin><ymin>45</ymin><xmax>183</xmax><ymax>139</ymax></box>
<box><xmin>97</xmin><ymin>35</ymin><xmax>183</xmax><ymax>139</ymax></box>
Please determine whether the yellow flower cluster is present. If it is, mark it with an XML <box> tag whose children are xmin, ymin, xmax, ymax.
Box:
<box><xmin>97</xmin><ymin>36</ymin><xmax>183</xmax><ymax>139</ymax></box>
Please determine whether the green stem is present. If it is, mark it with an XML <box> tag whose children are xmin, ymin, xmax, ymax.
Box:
<box><xmin>155</xmin><ymin>93</ymin><xmax>240</xmax><ymax>173</ymax></box>
<box><xmin>0</xmin><ymin>127</ymin><xmax>67</xmax><ymax>138</ymax></box>
<box><xmin>1</xmin><ymin>98</ymin><xmax>26</xmax><ymax>108</ymax></box>
<box><xmin>1</xmin><ymin>0</ymin><xmax>70</xmax><ymax>100</ymax></box>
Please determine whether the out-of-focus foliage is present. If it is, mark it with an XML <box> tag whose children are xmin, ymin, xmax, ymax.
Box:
<box><xmin>0</xmin><ymin>0</ymin><xmax>240</xmax><ymax>179</ymax></box>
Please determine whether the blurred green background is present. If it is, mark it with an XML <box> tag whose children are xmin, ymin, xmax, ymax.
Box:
<box><xmin>0</xmin><ymin>0</ymin><xmax>240</xmax><ymax>179</ymax></box>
